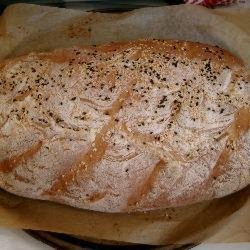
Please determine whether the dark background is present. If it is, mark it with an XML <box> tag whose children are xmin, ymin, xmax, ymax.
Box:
<box><xmin>0</xmin><ymin>1</ymin><xmax>184</xmax><ymax>13</ymax></box>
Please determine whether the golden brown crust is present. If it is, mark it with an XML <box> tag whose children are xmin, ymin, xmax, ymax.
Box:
<box><xmin>0</xmin><ymin>39</ymin><xmax>249</xmax><ymax>212</ymax></box>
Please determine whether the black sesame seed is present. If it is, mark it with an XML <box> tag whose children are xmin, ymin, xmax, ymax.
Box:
<box><xmin>172</xmin><ymin>61</ymin><xmax>178</xmax><ymax>67</ymax></box>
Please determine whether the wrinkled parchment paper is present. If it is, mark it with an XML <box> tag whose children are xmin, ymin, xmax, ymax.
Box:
<box><xmin>0</xmin><ymin>3</ymin><xmax>249</xmax><ymax>245</ymax></box>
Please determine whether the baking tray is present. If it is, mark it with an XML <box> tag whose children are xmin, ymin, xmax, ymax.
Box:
<box><xmin>1</xmin><ymin>1</ymin><xmax>245</xmax><ymax>249</ymax></box>
<box><xmin>0</xmin><ymin>0</ymin><xmax>184</xmax><ymax>14</ymax></box>
<box><xmin>25</xmin><ymin>230</ymin><xmax>197</xmax><ymax>250</ymax></box>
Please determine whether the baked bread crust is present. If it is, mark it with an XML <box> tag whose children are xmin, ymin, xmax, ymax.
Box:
<box><xmin>0</xmin><ymin>40</ymin><xmax>249</xmax><ymax>212</ymax></box>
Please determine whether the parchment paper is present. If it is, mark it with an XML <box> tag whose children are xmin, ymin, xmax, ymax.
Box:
<box><xmin>0</xmin><ymin>3</ymin><xmax>249</xmax><ymax>245</ymax></box>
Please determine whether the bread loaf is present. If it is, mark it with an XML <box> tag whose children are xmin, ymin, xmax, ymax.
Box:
<box><xmin>0</xmin><ymin>40</ymin><xmax>249</xmax><ymax>212</ymax></box>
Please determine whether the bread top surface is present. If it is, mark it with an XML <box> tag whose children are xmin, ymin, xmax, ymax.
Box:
<box><xmin>0</xmin><ymin>39</ymin><xmax>249</xmax><ymax>212</ymax></box>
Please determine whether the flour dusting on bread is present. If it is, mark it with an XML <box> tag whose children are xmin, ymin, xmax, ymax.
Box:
<box><xmin>0</xmin><ymin>40</ymin><xmax>249</xmax><ymax>212</ymax></box>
